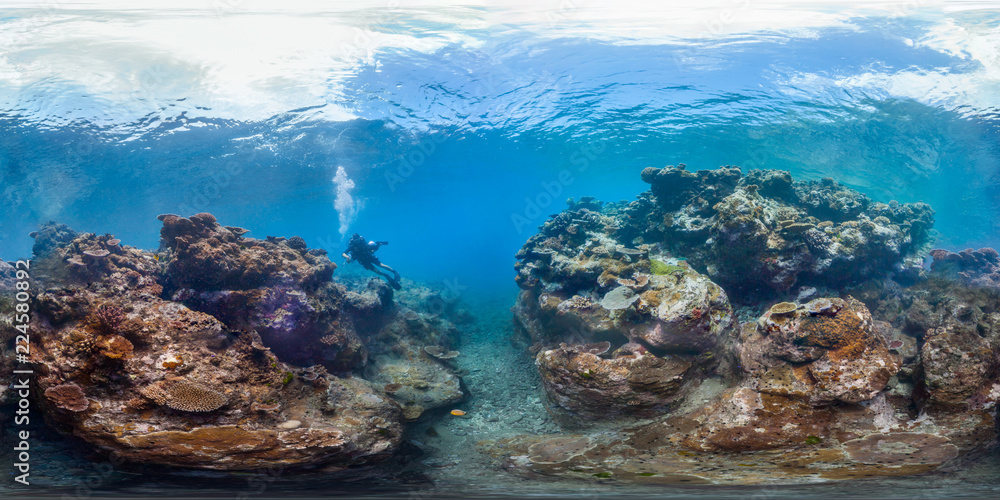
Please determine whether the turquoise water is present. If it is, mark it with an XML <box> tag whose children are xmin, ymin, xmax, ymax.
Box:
<box><xmin>3</xmin><ymin>3</ymin><xmax>1000</xmax><ymax>298</ymax></box>
<box><xmin>1</xmin><ymin>2</ymin><xmax>1000</xmax><ymax>498</ymax></box>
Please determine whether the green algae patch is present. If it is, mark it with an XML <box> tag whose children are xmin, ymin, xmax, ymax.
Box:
<box><xmin>650</xmin><ymin>259</ymin><xmax>686</xmax><ymax>275</ymax></box>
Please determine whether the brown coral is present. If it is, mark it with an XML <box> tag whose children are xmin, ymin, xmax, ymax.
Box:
<box><xmin>84</xmin><ymin>248</ymin><xmax>110</xmax><ymax>258</ymax></box>
<box><xmin>769</xmin><ymin>302</ymin><xmax>798</xmax><ymax>315</ymax></box>
<box><xmin>250</xmin><ymin>401</ymin><xmax>281</xmax><ymax>412</ymax></box>
<box><xmin>65</xmin><ymin>329</ymin><xmax>97</xmax><ymax>355</ymax></box>
<box><xmin>424</xmin><ymin>345</ymin><xmax>459</xmax><ymax>360</ymax></box>
<box><xmin>165</xmin><ymin>381</ymin><xmax>228</xmax><ymax>412</ymax></box>
<box><xmin>124</xmin><ymin>397</ymin><xmax>154</xmax><ymax>411</ymax></box>
<box><xmin>795</xmin><ymin>308</ymin><xmax>869</xmax><ymax>359</ymax></box>
<box><xmin>44</xmin><ymin>383</ymin><xmax>90</xmax><ymax>412</ymax></box>
<box><xmin>139</xmin><ymin>384</ymin><xmax>169</xmax><ymax>405</ymax></box>
<box><xmin>98</xmin><ymin>335</ymin><xmax>134</xmax><ymax>359</ymax></box>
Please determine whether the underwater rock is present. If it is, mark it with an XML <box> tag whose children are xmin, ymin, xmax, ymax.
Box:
<box><xmin>0</xmin><ymin>258</ymin><xmax>17</xmax><ymax>290</ymax></box>
<box><xmin>338</xmin><ymin>278</ymin><xmax>469</xmax><ymax>422</ymax></box>
<box><xmin>514</xmin><ymin>202</ymin><xmax>738</xmax><ymax>424</ymax></box>
<box><xmin>365</xmin><ymin>344</ymin><xmax>463</xmax><ymax>421</ymax></box>
<box><xmin>24</xmin><ymin>219</ymin><xmax>407</xmax><ymax>470</ymax></box>
<box><xmin>536</xmin><ymin>343</ymin><xmax>691</xmax><ymax>422</ymax></box>
<box><xmin>739</xmin><ymin>297</ymin><xmax>899</xmax><ymax>405</ymax></box>
<box><xmin>29</xmin><ymin>284</ymin><xmax>401</xmax><ymax>470</ymax></box>
<box><xmin>857</xmin><ymin>273</ymin><xmax>1000</xmax><ymax>411</ymax></box>
<box><xmin>158</xmin><ymin>212</ymin><xmax>335</xmax><ymax>291</ymax></box>
<box><xmin>0</xmin><ymin>260</ymin><xmax>17</xmax><ymax>391</ymax></box>
<box><xmin>158</xmin><ymin>213</ymin><xmax>375</xmax><ymax>372</ymax></box>
<box><xmin>929</xmin><ymin>247</ymin><xmax>1000</xmax><ymax>289</ymax></box>
<box><xmin>389</xmin><ymin>278</ymin><xmax>474</xmax><ymax>326</ymax></box>
<box><xmin>487</xmin><ymin>411</ymin><xmax>968</xmax><ymax>484</ymax></box>
<box><xmin>30</xmin><ymin>229</ymin><xmax>163</xmax><ymax>297</ymax></box>
<box><xmin>922</xmin><ymin>324</ymin><xmax>997</xmax><ymax>405</ymax></box>
<box><xmin>679</xmin><ymin>386</ymin><xmax>836</xmax><ymax>452</ymax></box>
<box><xmin>841</xmin><ymin>432</ymin><xmax>959</xmax><ymax>465</ymax></box>
<box><xmin>503</xmin><ymin>165</ymin><xmax>1000</xmax><ymax>485</ymax></box>
<box><xmin>624</xmin><ymin>165</ymin><xmax>935</xmax><ymax>295</ymax></box>
<box><xmin>640</xmin><ymin>163</ymin><xmax>741</xmax><ymax>212</ymax></box>
<box><xmin>514</xmin><ymin>239</ymin><xmax>735</xmax><ymax>359</ymax></box>
<box><xmin>29</xmin><ymin>221</ymin><xmax>80</xmax><ymax>258</ymax></box>
<box><xmin>499</xmin><ymin>281</ymin><xmax>998</xmax><ymax>484</ymax></box>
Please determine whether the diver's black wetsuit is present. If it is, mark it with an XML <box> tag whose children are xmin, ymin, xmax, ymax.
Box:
<box><xmin>343</xmin><ymin>233</ymin><xmax>402</xmax><ymax>289</ymax></box>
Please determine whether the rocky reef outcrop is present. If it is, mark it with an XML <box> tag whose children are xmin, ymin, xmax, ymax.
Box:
<box><xmin>623</xmin><ymin>165</ymin><xmax>934</xmax><ymax>295</ymax></box>
<box><xmin>513</xmin><ymin>206</ymin><xmax>738</xmax><ymax>424</ymax></box>
<box><xmin>738</xmin><ymin>297</ymin><xmax>898</xmax><ymax>406</ymax></box>
<box><xmin>500</xmin><ymin>165</ymin><xmax>996</xmax><ymax>485</ymax></box>
<box><xmin>156</xmin><ymin>213</ymin><xmax>372</xmax><ymax>372</ymax></box>
<box><xmin>929</xmin><ymin>247</ymin><xmax>1000</xmax><ymax>289</ymax></box>
<box><xmin>20</xmin><ymin>214</ymin><xmax>467</xmax><ymax>470</ymax></box>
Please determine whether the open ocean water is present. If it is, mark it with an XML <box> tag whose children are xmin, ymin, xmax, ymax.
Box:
<box><xmin>1</xmin><ymin>1</ymin><xmax>999</xmax><ymax>499</ymax></box>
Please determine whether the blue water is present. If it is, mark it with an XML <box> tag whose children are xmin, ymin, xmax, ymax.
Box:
<box><xmin>2</xmin><ymin>4</ymin><xmax>999</xmax><ymax>299</ymax></box>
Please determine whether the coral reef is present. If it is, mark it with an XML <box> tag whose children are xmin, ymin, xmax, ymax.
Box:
<box><xmin>853</xmin><ymin>269</ymin><xmax>1000</xmax><ymax>412</ymax></box>
<box><xmin>0</xmin><ymin>260</ymin><xmax>15</xmax><ymax>347</ymax></box>
<box><xmin>365</xmin><ymin>344</ymin><xmax>463</xmax><ymax>421</ymax></box>
<box><xmin>43</xmin><ymin>383</ymin><xmax>90</xmax><ymax>412</ymax></box>
<box><xmin>22</xmin><ymin>215</ymin><xmax>466</xmax><ymax>471</ymax></box>
<box><xmin>0</xmin><ymin>258</ymin><xmax>16</xmax><ymax>290</ymax></box>
<box><xmin>502</xmin><ymin>166</ymin><xmax>997</xmax><ymax>485</ymax></box>
<box><xmin>616</xmin><ymin>165</ymin><xmax>934</xmax><ymax>296</ymax></box>
<box><xmin>159</xmin><ymin>213</ymin><xmax>371</xmax><ymax>372</ymax></box>
<box><xmin>738</xmin><ymin>297</ymin><xmax>898</xmax><ymax>405</ymax></box>
<box><xmin>513</xmin><ymin>190</ymin><xmax>739</xmax><ymax>423</ymax></box>
<box><xmin>535</xmin><ymin>343</ymin><xmax>691</xmax><ymax>422</ymax></box>
<box><xmin>930</xmin><ymin>247</ymin><xmax>1000</xmax><ymax>289</ymax></box>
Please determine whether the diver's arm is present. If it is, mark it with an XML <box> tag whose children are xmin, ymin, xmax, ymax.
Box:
<box><xmin>342</xmin><ymin>252</ymin><xmax>352</xmax><ymax>263</ymax></box>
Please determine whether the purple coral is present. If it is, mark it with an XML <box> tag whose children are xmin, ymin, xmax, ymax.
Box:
<box><xmin>94</xmin><ymin>303</ymin><xmax>126</xmax><ymax>333</ymax></box>
<box><xmin>930</xmin><ymin>248</ymin><xmax>1000</xmax><ymax>289</ymax></box>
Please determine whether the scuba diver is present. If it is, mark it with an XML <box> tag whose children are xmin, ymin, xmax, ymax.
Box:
<box><xmin>342</xmin><ymin>233</ymin><xmax>402</xmax><ymax>290</ymax></box>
